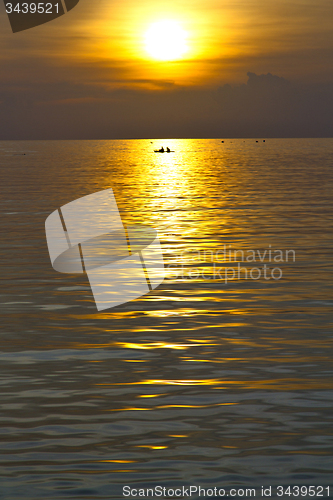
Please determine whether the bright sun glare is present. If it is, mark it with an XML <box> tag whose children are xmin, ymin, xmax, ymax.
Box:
<box><xmin>144</xmin><ymin>20</ymin><xmax>188</xmax><ymax>61</ymax></box>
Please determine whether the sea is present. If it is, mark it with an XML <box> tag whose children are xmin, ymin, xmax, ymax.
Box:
<box><xmin>0</xmin><ymin>138</ymin><xmax>332</xmax><ymax>499</ymax></box>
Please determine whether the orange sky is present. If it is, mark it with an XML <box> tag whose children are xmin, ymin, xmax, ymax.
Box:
<box><xmin>1</xmin><ymin>0</ymin><xmax>333</xmax><ymax>88</ymax></box>
<box><xmin>0</xmin><ymin>0</ymin><xmax>333</xmax><ymax>138</ymax></box>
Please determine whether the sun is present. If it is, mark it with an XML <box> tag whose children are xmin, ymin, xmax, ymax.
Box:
<box><xmin>144</xmin><ymin>20</ymin><xmax>188</xmax><ymax>61</ymax></box>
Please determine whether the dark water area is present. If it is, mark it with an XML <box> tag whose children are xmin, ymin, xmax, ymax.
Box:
<box><xmin>0</xmin><ymin>139</ymin><xmax>332</xmax><ymax>499</ymax></box>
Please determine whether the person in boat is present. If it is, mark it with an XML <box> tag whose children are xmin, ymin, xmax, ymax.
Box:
<box><xmin>159</xmin><ymin>147</ymin><xmax>164</xmax><ymax>152</ymax></box>
<box><xmin>166</xmin><ymin>147</ymin><xmax>170</xmax><ymax>152</ymax></box>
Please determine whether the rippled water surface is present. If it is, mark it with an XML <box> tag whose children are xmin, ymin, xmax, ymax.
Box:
<box><xmin>0</xmin><ymin>139</ymin><xmax>333</xmax><ymax>499</ymax></box>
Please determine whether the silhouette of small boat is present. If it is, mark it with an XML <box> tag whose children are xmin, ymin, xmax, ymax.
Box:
<box><xmin>154</xmin><ymin>150</ymin><xmax>174</xmax><ymax>153</ymax></box>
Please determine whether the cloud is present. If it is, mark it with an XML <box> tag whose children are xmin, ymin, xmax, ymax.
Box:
<box><xmin>0</xmin><ymin>72</ymin><xmax>332</xmax><ymax>138</ymax></box>
<box><xmin>214</xmin><ymin>72</ymin><xmax>333</xmax><ymax>137</ymax></box>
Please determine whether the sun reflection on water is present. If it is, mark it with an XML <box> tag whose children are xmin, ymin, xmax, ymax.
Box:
<box><xmin>2</xmin><ymin>139</ymin><xmax>333</xmax><ymax>487</ymax></box>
